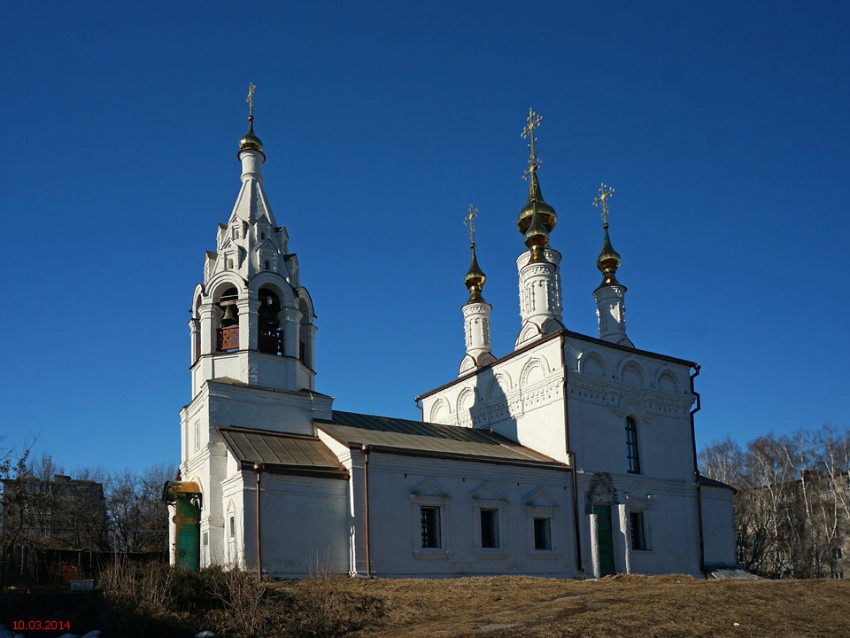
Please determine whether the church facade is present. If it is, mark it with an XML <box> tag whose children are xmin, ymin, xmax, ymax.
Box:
<box><xmin>165</xmin><ymin>104</ymin><xmax>735</xmax><ymax>579</ymax></box>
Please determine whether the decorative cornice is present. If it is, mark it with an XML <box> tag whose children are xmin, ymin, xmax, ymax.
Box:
<box><xmin>568</xmin><ymin>376</ymin><xmax>694</xmax><ymax>418</ymax></box>
<box><xmin>453</xmin><ymin>373</ymin><xmax>565</xmax><ymax>429</ymax></box>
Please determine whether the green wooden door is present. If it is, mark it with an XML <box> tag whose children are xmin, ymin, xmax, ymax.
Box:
<box><xmin>594</xmin><ymin>505</ymin><xmax>615</xmax><ymax>576</ymax></box>
<box><xmin>174</xmin><ymin>497</ymin><xmax>200</xmax><ymax>571</ymax></box>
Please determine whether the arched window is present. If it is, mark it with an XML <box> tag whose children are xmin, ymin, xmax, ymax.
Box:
<box><xmin>626</xmin><ymin>417</ymin><xmax>640</xmax><ymax>474</ymax></box>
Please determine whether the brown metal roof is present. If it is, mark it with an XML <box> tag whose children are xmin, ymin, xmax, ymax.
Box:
<box><xmin>218</xmin><ymin>427</ymin><xmax>348</xmax><ymax>479</ymax></box>
<box><xmin>316</xmin><ymin>411</ymin><xmax>566</xmax><ymax>469</ymax></box>
<box><xmin>699</xmin><ymin>474</ymin><xmax>736</xmax><ymax>492</ymax></box>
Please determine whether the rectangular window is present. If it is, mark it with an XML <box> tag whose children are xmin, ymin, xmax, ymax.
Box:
<box><xmin>626</xmin><ymin>417</ymin><xmax>640</xmax><ymax>474</ymax></box>
<box><xmin>630</xmin><ymin>511</ymin><xmax>648</xmax><ymax>550</ymax></box>
<box><xmin>533</xmin><ymin>517</ymin><xmax>551</xmax><ymax>550</ymax></box>
<box><xmin>480</xmin><ymin>509</ymin><xmax>499</xmax><ymax>548</ymax></box>
<box><xmin>229</xmin><ymin>515</ymin><xmax>236</xmax><ymax>539</ymax></box>
<box><xmin>833</xmin><ymin>547</ymin><xmax>843</xmax><ymax>560</ymax></box>
<box><xmin>420</xmin><ymin>507</ymin><xmax>441</xmax><ymax>548</ymax></box>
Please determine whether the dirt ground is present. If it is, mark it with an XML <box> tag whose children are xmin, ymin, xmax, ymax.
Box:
<box><xmin>277</xmin><ymin>574</ymin><xmax>850</xmax><ymax>638</ymax></box>
<box><xmin>3</xmin><ymin>573</ymin><xmax>848</xmax><ymax>637</ymax></box>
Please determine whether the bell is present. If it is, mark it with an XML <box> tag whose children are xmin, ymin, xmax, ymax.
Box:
<box><xmin>221</xmin><ymin>304</ymin><xmax>237</xmax><ymax>327</ymax></box>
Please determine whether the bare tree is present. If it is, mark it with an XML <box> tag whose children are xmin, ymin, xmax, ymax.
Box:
<box><xmin>0</xmin><ymin>444</ymin><xmax>31</xmax><ymax>582</ymax></box>
<box><xmin>701</xmin><ymin>426</ymin><xmax>850</xmax><ymax>579</ymax></box>
<box><xmin>106</xmin><ymin>464</ymin><xmax>173</xmax><ymax>556</ymax></box>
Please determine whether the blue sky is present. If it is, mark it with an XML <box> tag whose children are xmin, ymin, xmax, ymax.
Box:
<box><xmin>1</xmin><ymin>1</ymin><xmax>848</xmax><ymax>474</ymax></box>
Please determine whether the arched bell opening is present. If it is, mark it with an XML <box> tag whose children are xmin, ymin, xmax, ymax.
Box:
<box><xmin>191</xmin><ymin>294</ymin><xmax>203</xmax><ymax>364</ymax></box>
<box><xmin>298</xmin><ymin>297</ymin><xmax>313</xmax><ymax>368</ymax></box>
<box><xmin>258</xmin><ymin>288</ymin><xmax>284</xmax><ymax>356</ymax></box>
<box><xmin>216</xmin><ymin>287</ymin><xmax>239</xmax><ymax>352</ymax></box>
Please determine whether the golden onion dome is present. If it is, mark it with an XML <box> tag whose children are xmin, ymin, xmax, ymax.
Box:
<box><xmin>517</xmin><ymin>171</ymin><xmax>557</xmax><ymax>235</ymax></box>
<box><xmin>524</xmin><ymin>201</ymin><xmax>550</xmax><ymax>262</ymax></box>
<box><xmin>239</xmin><ymin>116</ymin><xmax>265</xmax><ymax>158</ymax></box>
<box><xmin>596</xmin><ymin>223</ymin><xmax>622</xmax><ymax>287</ymax></box>
<box><xmin>464</xmin><ymin>243</ymin><xmax>487</xmax><ymax>303</ymax></box>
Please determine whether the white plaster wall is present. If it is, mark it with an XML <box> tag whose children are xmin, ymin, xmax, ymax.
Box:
<box><xmin>419</xmin><ymin>332</ymin><xmax>722</xmax><ymax>577</ymax></box>
<box><xmin>192</xmin><ymin>351</ymin><xmax>315</xmax><ymax>397</ymax></box>
<box><xmin>317</xmin><ymin>431</ymin><xmax>364</xmax><ymax>575</ymax></box>
<box><xmin>567</xmin><ymin>398</ymin><xmax>695</xmax><ymax>481</ymax></box>
<box><xmin>363</xmin><ymin>453</ymin><xmax>575</xmax><ymax>577</ymax></box>
<box><xmin>701</xmin><ymin>485</ymin><xmax>737</xmax><ymax>565</ymax></box>
<box><xmin>239</xmin><ymin>472</ymin><xmax>350</xmax><ymax>577</ymax></box>
<box><xmin>627</xmin><ymin>489</ymin><xmax>700</xmax><ymax>575</ymax></box>
<box><xmin>423</xmin><ymin>337</ymin><xmax>569</xmax><ymax>464</ymax></box>
<box><xmin>221</xmin><ymin>470</ymin><xmax>247</xmax><ymax>568</ymax></box>
<box><xmin>576</xmin><ymin>471</ymin><xmax>702</xmax><ymax>577</ymax></box>
<box><xmin>564</xmin><ymin>336</ymin><xmax>708</xmax><ymax>576</ymax></box>
<box><xmin>206</xmin><ymin>381</ymin><xmax>332</xmax><ymax>436</ymax></box>
<box><xmin>180</xmin><ymin>392</ymin><xmax>228</xmax><ymax>570</ymax></box>
<box><xmin>177</xmin><ymin>380</ymin><xmax>335</xmax><ymax>573</ymax></box>
<box><xmin>564</xmin><ymin>337</ymin><xmax>696</xmax><ymax>482</ymax></box>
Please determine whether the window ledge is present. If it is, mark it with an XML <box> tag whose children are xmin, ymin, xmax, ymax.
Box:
<box><xmin>474</xmin><ymin>551</ymin><xmax>508</xmax><ymax>560</ymax></box>
<box><xmin>527</xmin><ymin>552</ymin><xmax>559</xmax><ymax>560</ymax></box>
<box><xmin>412</xmin><ymin>550</ymin><xmax>453</xmax><ymax>560</ymax></box>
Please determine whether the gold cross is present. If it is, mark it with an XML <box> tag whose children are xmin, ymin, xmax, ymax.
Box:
<box><xmin>593</xmin><ymin>182</ymin><xmax>615</xmax><ymax>225</ymax></box>
<box><xmin>464</xmin><ymin>204</ymin><xmax>479</xmax><ymax>244</ymax></box>
<box><xmin>246</xmin><ymin>83</ymin><xmax>256</xmax><ymax>118</ymax></box>
<box><xmin>521</xmin><ymin>108</ymin><xmax>543</xmax><ymax>179</ymax></box>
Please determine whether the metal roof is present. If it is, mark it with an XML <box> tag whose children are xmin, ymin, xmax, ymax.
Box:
<box><xmin>317</xmin><ymin>411</ymin><xmax>566</xmax><ymax>469</ymax></box>
<box><xmin>699</xmin><ymin>474</ymin><xmax>736</xmax><ymax>492</ymax></box>
<box><xmin>218</xmin><ymin>427</ymin><xmax>349</xmax><ymax>479</ymax></box>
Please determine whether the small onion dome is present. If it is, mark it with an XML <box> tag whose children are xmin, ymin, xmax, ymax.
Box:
<box><xmin>238</xmin><ymin>116</ymin><xmax>265</xmax><ymax>159</ymax></box>
<box><xmin>464</xmin><ymin>243</ymin><xmax>487</xmax><ymax>303</ymax></box>
<box><xmin>517</xmin><ymin>171</ymin><xmax>557</xmax><ymax>235</ymax></box>
<box><xmin>596</xmin><ymin>223</ymin><xmax>622</xmax><ymax>287</ymax></box>
<box><xmin>524</xmin><ymin>201</ymin><xmax>550</xmax><ymax>262</ymax></box>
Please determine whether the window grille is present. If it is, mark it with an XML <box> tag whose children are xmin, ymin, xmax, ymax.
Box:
<box><xmin>420</xmin><ymin>507</ymin><xmax>441</xmax><ymax>548</ymax></box>
<box><xmin>626</xmin><ymin>417</ymin><xmax>640</xmax><ymax>474</ymax></box>
<box><xmin>630</xmin><ymin>511</ymin><xmax>648</xmax><ymax>550</ymax></box>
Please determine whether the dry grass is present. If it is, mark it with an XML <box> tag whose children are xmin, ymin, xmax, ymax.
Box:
<box><xmin>275</xmin><ymin>574</ymin><xmax>850</xmax><ymax>638</ymax></box>
<box><xmin>6</xmin><ymin>570</ymin><xmax>849</xmax><ymax>637</ymax></box>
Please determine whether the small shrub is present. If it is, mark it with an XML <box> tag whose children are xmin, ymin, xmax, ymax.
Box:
<box><xmin>209</xmin><ymin>568</ymin><xmax>274</xmax><ymax>638</ymax></box>
<box><xmin>96</xmin><ymin>561</ymin><xmax>385</xmax><ymax>637</ymax></box>
<box><xmin>291</xmin><ymin>565</ymin><xmax>385</xmax><ymax>637</ymax></box>
<box><xmin>98</xmin><ymin>560</ymin><xmax>173</xmax><ymax>616</ymax></box>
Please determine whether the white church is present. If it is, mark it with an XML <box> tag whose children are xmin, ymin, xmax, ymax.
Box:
<box><xmin>165</xmin><ymin>99</ymin><xmax>736</xmax><ymax>579</ymax></box>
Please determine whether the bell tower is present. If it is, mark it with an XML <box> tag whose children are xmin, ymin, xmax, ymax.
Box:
<box><xmin>189</xmin><ymin>85</ymin><xmax>317</xmax><ymax>397</ymax></box>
